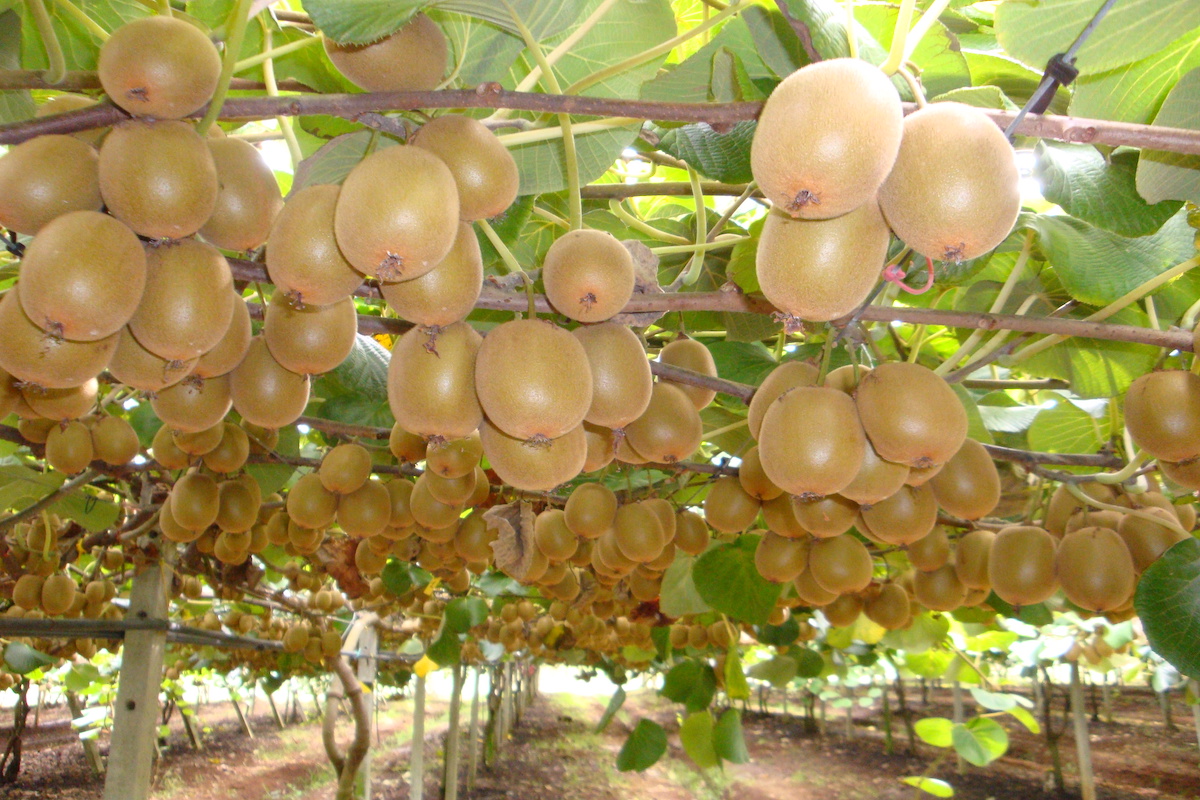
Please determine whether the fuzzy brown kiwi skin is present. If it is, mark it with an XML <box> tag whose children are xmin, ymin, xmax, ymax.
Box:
<box><xmin>409</xmin><ymin>114</ymin><xmax>519</xmax><ymax>222</ymax></box>
<box><xmin>0</xmin><ymin>135</ymin><xmax>103</xmax><ymax>235</ymax></box>
<box><xmin>380</xmin><ymin>221</ymin><xmax>482</xmax><ymax>327</ymax></box>
<box><xmin>263</xmin><ymin>292</ymin><xmax>357</xmax><ymax>376</ymax></box>
<box><xmin>387</xmin><ymin>322</ymin><xmax>483</xmax><ymax>441</ymax></box>
<box><xmin>266</xmin><ymin>185</ymin><xmax>365</xmax><ymax>307</ymax></box>
<box><xmin>0</xmin><ymin>292</ymin><xmax>119</xmax><ymax>390</ymax></box>
<box><xmin>229</xmin><ymin>337</ymin><xmax>311</xmax><ymax>430</ymax></box>
<box><xmin>747</xmin><ymin>361</ymin><xmax>818</xmax><ymax>440</ymax></box>
<box><xmin>323</xmin><ymin>14</ymin><xmax>447</xmax><ymax>93</ymax></box>
<box><xmin>854</xmin><ymin>362</ymin><xmax>967</xmax><ymax>469</ymax></box>
<box><xmin>541</xmin><ymin>229</ymin><xmax>636</xmax><ymax>324</ymax></box>
<box><xmin>572</xmin><ymin>323</ymin><xmax>653</xmax><ymax>430</ymax></box>
<box><xmin>98</xmin><ymin>15</ymin><xmax>221</xmax><ymax>119</ymax></box>
<box><xmin>200</xmin><ymin>137</ymin><xmax>284</xmax><ymax>252</ymax></box>
<box><xmin>1123</xmin><ymin>370</ymin><xmax>1200</xmax><ymax>463</ymax></box>
<box><xmin>757</xmin><ymin>386</ymin><xmax>865</xmax><ymax>498</ymax></box>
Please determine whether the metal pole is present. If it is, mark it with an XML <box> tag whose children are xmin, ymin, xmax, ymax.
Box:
<box><xmin>443</xmin><ymin>664</ymin><xmax>464</xmax><ymax>800</ymax></box>
<box><xmin>411</xmin><ymin>674</ymin><xmax>426</xmax><ymax>800</ymax></box>
<box><xmin>466</xmin><ymin>668</ymin><xmax>481</xmax><ymax>791</ymax></box>
<box><xmin>1070</xmin><ymin>663</ymin><xmax>1097</xmax><ymax>800</ymax></box>
<box><xmin>357</xmin><ymin>625</ymin><xmax>378</xmax><ymax>800</ymax></box>
<box><xmin>102</xmin><ymin>552</ymin><xmax>174</xmax><ymax>800</ymax></box>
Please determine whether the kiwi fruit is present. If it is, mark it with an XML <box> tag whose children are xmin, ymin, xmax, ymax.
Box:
<box><xmin>323</xmin><ymin>14</ymin><xmax>447</xmax><ymax>92</ymax></box>
<box><xmin>855</xmin><ymin>362</ymin><xmax>967</xmax><ymax>469</ymax></box>
<box><xmin>410</xmin><ymin>114</ymin><xmax>519</xmax><ymax>222</ymax></box>
<box><xmin>1124</xmin><ymin>370</ymin><xmax>1200</xmax><ymax>462</ymax></box>
<box><xmin>674</xmin><ymin>510</ymin><xmax>711</xmax><ymax>555</ymax></box>
<box><xmin>380</xmin><ymin>221</ymin><xmax>482</xmax><ymax>327</ymax></box>
<box><xmin>761</xmin><ymin>493</ymin><xmax>808</xmax><ymax>538</ymax></box>
<box><xmin>266</xmin><ymin>185</ymin><xmax>365</xmax><ymax>306</ymax></box>
<box><xmin>0</xmin><ymin>289</ymin><xmax>119</xmax><ymax>389</ymax></box>
<box><xmin>657</xmin><ymin>338</ymin><xmax>719</xmax><ymax>410</ymax></box>
<box><xmin>454</xmin><ymin>513</ymin><xmax>495</xmax><ymax>562</ymax></box>
<box><xmin>560</xmin><ymin>483</ymin><xmax>613</xmax><ymax>539</ymax></box>
<box><xmin>954</xmin><ymin>529</ymin><xmax>995</xmax><ymax>591</ymax></box>
<box><xmin>173</xmin><ymin>422</ymin><xmax>224</xmax><ymax>456</ymax></box>
<box><xmin>151</xmin><ymin>375</ymin><xmax>232</xmax><ymax>433</ymax></box>
<box><xmin>199</xmin><ymin>138</ymin><xmax>283</xmax><ymax>251</ymax></box>
<box><xmin>337</xmin><ymin>479</ymin><xmax>392</xmax><ymax>539</ymax></box>
<box><xmin>129</xmin><ymin>239</ymin><xmax>235</xmax><ymax>362</ymax></box>
<box><xmin>824</xmin><ymin>364</ymin><xmax>873</xmax><ymax>395</ymax></box>
<box><xmin>98</xmin><ymin>120</ymin><xmax>219</xmax><ymax>239</ymax></box>
<box><xmin>479</xmin><ymin>420</ymin><xmax>586</xmax><ymax>492</ymax></box>
<box><xmin>754</xmin><ymin>531</ymin><xmax>809</xmax><ymax>583</ymax></box>
<box><xmin>572</xmin><ymin>323</ymin><xmax>654</xmax><ymax>429</ymax></box>
<box><xmin>1158</xmin><ymin>458</ymin><xmax>1200</xmax><ymax>491</ymax></box>
<box><xmin>808</xmin><ymin>534</ymin><xmax>873</xmax><ymax>595</ymax></box>
<box><xmin>22</xmin><ymin>379</ymin><xmax>97</xmax><ymax>421</ymax></box>
<box><xmin>475</xmin><ymin>319</ymin><xmax>593</xmax><ymax>441</ymax></box>
<box><xmin>36</xmin><ymin>95</ymin><xmax>106</xmax><ymax>146</ymax></box>
<box><xmin>913</xmin><ymin>563</ymin><xmax>967</xmax><ymax>612</ymax></box>
<box><xmin>738</xmin><ymin>446</ymin><xmax>784</xmax><ymax>501</ymax></box>
<box><xmin>582</xmin><ymin>422</ymin><xmax>617</xmax><ymax>472</ymax></box>
<box><xmin>534</xmin><ymin>510</ymin><xmax>578</xmax><ymax>562</ymax></box>
<box><xmin>229</xmin><ymin>337</ymin><xmax>311</xmax><ymax>430</ymax></box>
<box><xmin>879</xmin><ymin>102</ymin><xmax>1020</xmax><ymax>262</ymax></box>
<box><xmin>0</xmin><ymin>135</ymin><xmax>102</xmax><ymax>235</ymax></box>
<box><xmin>540</xmin><ymin>229</ymin><xmax>636</xmax><ymax>323</ymax></box>
<box><xmin>171</xmin><ymin>471</ymin><xmax>220</xmax><ymax>531</ymax></box>
<box><xmin>704</xmin><ymin>476</ymin><xmax>762</xmax><ymax>533</ymax></box>
<box><xmin>192</xmin><ymin>294</ymin><xmax>252</xmax><ymax>379</ymax></box>
<box><xmin>216</xmin><ymin>480</ymin><xmax>259</xmax><ymax>534</ymax></box>
<box><xmin>751</xmin><ymin>58</ymin><xmax>902</xmax><ymax>220</ymax></box>
<box><xmin>316</xmin><ymin>444</ymin><xmax>371</xmax><ymax>495</ymax></box>
<box><xmin>387</xmin><ymin>323</ymin><xmax>483</xmax><ymax>441</ymax></box>
<box><xmin>839</xmin><ymin>440</ymin><xmax>910</xmax><ymax>506</ymax></box>
<box><xmin>624</xmin><ymin>382</ymin><xmax>703</xmax><ymax>464</ymax></box>
<box><xmin>263</xmin><ymin>292</ymin><xmax>357</xmax><ymax>376</ymax></box>
<box><xmin>41</xmin><ymin>573</ymin><xmax>78</xmax><ymax>617</ymax></box>
<box><xmin>988</xmin><ymin>525</ymin><xmax>1058</xmax><ymax>606</ymax></box>
<box><xmin>109</xmin><ymin>325</ymin><xmax>197</xmax><ymax>392</ymax></box>
<box><xmin>423</xmin><ymin>434</ymin><xmax>479</xmax><ymax>481</ymax></box>
<box><xmin>791</xmin><ymin>494</ymin><xmax>857</xmax><ymax>538</ymax></box>
<box><xmin>201</xmin><ymin>423</ymin><xmax>249</xmax><ymax>474</ymax></box>
<box><xmin>91</xmin><ymin>415</ymin><xmax>140</xmax><ymax>466</ymax></box>
<box><xmin>98</xmin><ymin>16</ymin><xmax>221</xmax><ymax>119</ymax></box>
<box><xmin>424</xmin><ymin>469</ymin><xmax>477</xmax><ymax>507</ymax></box>
<box><xmin>612</xmin><ymin>503</ymin><xmax>665</xmax><ymax>563</ymax></box>
<box><xmin>1043</xmin><ymin>481</ymin><xmax>1119</xmax><ymax>537</ymax></box>
<box><xmin>864</xmin><ymin>583</ymin><xmax>911</xmax><ymax>630</ymax></box>
<box><xmin>13</xmin><ymin>574</ymin><xmax>45</xmax><ymax>611</ymax></box>
<box><xmin>287</xmin><ymin>473</ymin><xmax>339</xmax><ymax>529</ymax></box>
<box><xmin>930</xmin><ymin>438</ymin><xmax>1001</xmax><ymax>520</ymax></box>
<box><xmin>823</xmin><ymin>593</ymin><xmax>864</xmax><ymax>628</ymax></box>
<box><xmin>150</xmin><ymin>424</ymin><xmax>190</xmax><ymax>469</ymax></box>
<box><xmin>758</xmin><ymin>386</ymin><xmax>865</xmax><ymax>497</ymax></box>
<box><xmin>1056</xmin><ymin>526</ymin><xmax>1136</xmax><ymax>612</ymax></box>
<box><xmin>1116</xmin><ymin>509</ymin><xmax>1188</xmax><ymax>573</ymax></box>
<box><xmin>334</xmin><ymin>145</ymin><xmax>459</xmax><ymax>281</ymax></box>
<box><xmin>755</xmin><ymin>202</ymin><xmax>891</xmax><ymax>322</ymax></box>
<box><xmin>860</xmin><ymin>484</ymin><xmax>938</xmax><ymax>546</ymax></box>
<box><xmin>747</xmin><ymin>361</ymin><xmax>818</xmax><ymax>440</ymax></box>
<box><xmin>389</xmin><ymin>424</ymin><xmax>427</xmax><ymax>464</ymax></box>
<box><xmin>45</xmin><ymin>420</ymin><xmax>94</xmax><ymax>474</ymax></box>
<box><xmin>906</xmin><ymin>525</ymin><xmax>951</xmax><ymax>572</ymax></box>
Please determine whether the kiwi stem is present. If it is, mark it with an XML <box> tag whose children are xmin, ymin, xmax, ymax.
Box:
<box><xmin>845</xmin><ymin>0</ymin><xmax>858</xmax><ymax>59</ymax></box>
<box><xmin>902</xmin><ymin>0</ymin><xmax>954</xmax><ymax>64</ymax></box>
<box><xmin>476</xmin><ymin>218</ymin><xmax>537</xmax><ymax>316</ymax></box>
<box><xmin>815</xmin><ymin>334</ymin><xmax>836</xmax><ymax>385</ymax></box>
<box><xmin>496</xmin><ymin>117</ymin><xmax>641</xmax><ymax>148</ymax></box>
<box><xmin>608</xmin><ymin>200</ymin><xmax>690</xmax><ymax>245</ymax></box>
<box><xmin>27</xmin><ymin>0</ymin><xmax>66</xmax><ymax>86</ymax></box>
<box><xmin>508</xmin><ymin>0</ymin><xmax>622</xmax><ymax>98</ymax></box>
<box><xmin>531</xmin><ymin>205</ymin><xmax>570</xmax><ymax>230</ymax></box>
<box><xmin>679</xmin><ymin>165</ymin><xmax>710</xmax><ymax>287</ymax></box>
<box><xmin>155</xmin><ymin>0</ymin><xmax>172</xmax><ymax>16</ymax></box>
<box><xmin>896</xmin><ymin>65</ymin><xmax>927</xmax><ymax>108</ymax></box>
<box><xmin>259</xmin><ymin>21</ymin><xmax>303</xmax><ymax>169</ymax></box>
<box><xmin>702</xmin><ymin>418</ymin><xmax>748</xmax><ymax>442</ymax></box>
<box><xmin>880</xmin><ymin>0</ymin><xmax>917</xmax><ymax>75</ymax></box>
<box><xmin>773</xmin><ymin>329</ymin><xmax>787</xmax><ymax>361</ymax></box>
<box><xmin>197</xmin><ymin>0</ymin><xmax>256</xmax><ymax>137</ymax></box>
<box><xmin>234</xmin><ymin>30</ymin><xmax>323</xmax><ymax>74</ymax></box>
<box><xmin>1064</xmin><ymin>478</ymin><xmax>1187</xmax><ymax>536</ymax></box>
<box><xmin>49</xmin><ymin>0</ymin><xmax>110</xmax><ymax>42</ymax></box>
<box><xmin>1009</xmin><ymin>254</ymin><xmax>1200</xmax><ymax>365</ymax></box>
<box><xmin>936</xmin><ymin>231</ymin><xmax>1034</xmax><ymax>377</ymax></box>
<box><xmin>706</xmin><ymin>181</ymin><xmax>757</xmax><ymax>243</ymax></box>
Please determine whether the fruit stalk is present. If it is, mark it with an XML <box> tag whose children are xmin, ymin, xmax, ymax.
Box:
<box><xmin>27</xmin><ymin>0</ymin><xmax>66</xmax><ymax>85</ymax></box>
<box><xmin>197</xmin><ymin>0</ymin><xmax>256</xmax><ymax>136</ymax></box>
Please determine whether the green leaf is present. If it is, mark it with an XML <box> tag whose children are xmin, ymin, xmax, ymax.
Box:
<box><xmin>1137</xmin><ymin>67</ymin><xmax>1200</xmax><ymax>206</ymax></box>
<box><xmin>714</xmin><ymin>708</ymin><xmax>750</xmax><ymax>764</ymax></box>
<box><xmin>755</xmin><ymin>616</ymin><xmax>799</xmax><ymax>648</ymax></box>
<box><xmin>381</xmin><ymin>560</ymin><xmax>415</xmax><ymax>596</ymax></box>
<box><xmin>706</xmin><ymin>341</ymin><xmax>777</xmax><ymax>387</ymax></box>
<box><xmin>1026</xmin><ymin>395</ymin><xmax>1111</xmax><ymax>455</ymax></box>
<box><xmin>595</xmin><ymin>685</ymin><xmax>626</xmax><ymax>733</ymax></box>
<box><xmin>661</xmin><ymin>660</ymin><xmax>717</xmax><ymax>712</ymax></box>
<box><xmin>928</xmin><ymin>85</ymin><xmax>1020</xmax><ymax>111</ymax></box>
<box><xmin>995</xmin><ymin>0</ymin><xmax>1200</xmax><ymax>75</ymax></box>
<box><xmin>963</xmin><ymin>50</ymin><xmax>1067</xmax><ymax>114</ymax></box>
<box><xmin>245</xmin><ymin>425</ymin><xmax>300</xmax><ymax>497</ymax></box>
<box><xmin>968</xmin><ymin>688</ymin><xmax>1030</xmax><ymax>712</ymax></box>
<box><xmin>903</xmin><ymin>650</ymin><xmax>955</xmax><ymax>679</ymax></box>
<box><xmin>305</xmin><ymin>0</ymin><xmax>582</xmax><ymax>45</ymax></box>
<box><xmin>951</xmin><ymin>385</ymin><xmax>995</xmax><ymax>445</ymax></box>
<box><xmin>426</xmin><ymin>630</ymin><xmax>461</xmax><ymax>666</ymax></box>
<box><xmin>52</xmin><ymin>489</ymin><xmax>119</xmax><ymax>533</ymax></box>
<box><xmin>1037</xmin><ymin>143</ymin><xmax>1183</xmax><ymax>237</ymax></box>
<box><xmin>1006</xmin><ymin>705</ymin><xmax>1042</xmax><ymax>734</ymax></box>
<box><xmin>659</xmin><ymin>554</ymin><xmax>712</xmax><ymax>618</ymax></box>
<box><xmin>692</xmin><ymin>534</ymin><xmax>783</xmax><ymax>626</ymax></box>
<box><xmin>291</xmin><ymin>131</ymin><xmax>400</xmax><ymax>194</ymax></box>
<box><xmin>680</xmin><ymin>710</ymin><xmax>719</xmax><ymax>769</ymax></box>
<box><xmin>63</xmin><ymin>663</ymin><xmax>102</xmax><ymax>693</ymax></box>
<box><xmin>1135</xmin><ymin>537</ymin><xmax>1200</xmax><ymax>678</ymax></box>
<box><xmin>882</xmin><ymin>612</ymin><xmax>950</xmax><ymax>655</ymax></box>
<box><xmin>4</xmin><ymin>642</ymin><xmax>54</xmax><ymax>675</ymax></box>
<box><xmin>656</xmin><ymin>121</ymin><xmax>756</xmax><ymax>184</ymax></box>
<box><xmin>784</xmin><ymin>0</ymin><xmax>889</xmax><ymax>64</ymax></box>
<box><xmin>311</xmin><ymin>335</ymin><xmax>393</xmax><ymax>426</ymax></box>
<box><xmin>914</xmin><ymin>716</ymin><xmax>955</xmax><ymax>748</ymax></box>
<box><xmin>854</xmin><ymin>5</ymin><xmax>970</xmax><ymax>98</ymax></box>
<box><xmin>19</xmin><ymin>0</ymin><xmax>147</xmax><ymax>72</ymax></box>
<box><xmin>616</xmin><ymin>718</ymin><xmax>667</xmax><ymax>772</ymax></box>
<box><xmin>1028</xmin><ymin>209</ymin><xmax>1195</xmax><ymax>306</ymax></box>
<box><xmin>900</xmin><ymin>776</ymin><xmax>955</xmax><ymax>798</ymax></box>
<box><xmin>1019</xmin><ymin>308</ymin><xmax>1160</xmax><ymax>399</ymax></box>
<box><xmin>0</xmin><ymin>10</ymin><xmax>32</xmax><ymax>124</ymax></box>
<box><xmin>640</xmin><ymin>14</ymin><xmax>774</xmax><ymax>103</ymax></box>
<box><xmin>793</xmin><ymin>647</ymin><xmax>825</xmax><ymax>679</ymax></box>
<box><xmin>724</xmin><ymin>647</ymin><xmax>750</xmax><ymax>700</ymax></box>
<box><xmin>747</xmin><ymin>655</ymin><xmax>798</xmax><ymax>688</ymax></box>
<box><xmin>444</xmin><ymin>597</ymin><xmax>489</xmax><ymax>633</ymax></box>
<box><xmin>1069</xmin><ymin>27</ymin><xmax>1200</xmax><ymax>125</ymax></box>
<box><xmin>951</xmin><ymin>718</ymin><xmax>1009</xmax><ymax>767</ymax></box>
<box><xmin>741</xmin><ymin>6</ymin><xmax>809</xmax><ymax>78</ymax></box>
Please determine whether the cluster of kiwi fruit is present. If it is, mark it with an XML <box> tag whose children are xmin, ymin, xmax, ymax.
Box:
<box><xmin>751</xmin><ymin>58</ymin><xmax>1021</xmax><ymax>322</ymax></box>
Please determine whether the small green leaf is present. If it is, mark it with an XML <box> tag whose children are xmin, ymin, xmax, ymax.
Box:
<box><xmin>1006</xmin><ymin>705</ymin><xmax>1042</xmax><ymax>734</ymax></box>
<box><xmin>291</xmin><ymin>131</ymin><xmax>400</xmax><ymax>194</ymax></box>
<box><xmin>659</xmin><ymin>554</ymin><xmax>712</xmax><ymax>618</ymax></box>
<box><xmin>1135</xmin><ymin>537</ymin><xmax>1200</xmax><ymax>678</ymax></box>
<box><xmin>901</xmin><ymin>776</ymin><xmax>955</xmax><ymax>798</ymax></box>
<box><xmin>426</xmin><ymin>630</ymin><xmax>461</xmax><ymax>666</ymax></box>
<box><xmin>595</xmin><ymin>686</ymin><xmax>626</xmax><ymax>734</ymax></box>
<box><xmin>4</xmin><ymin>642</ymin><xmax>54</xmax><ymax>675</ymax></box>
<box><xmin>747</xmin><ymin>656</ymin><xmax>798</xmax><ymax>688</ymax></box>
<box><xmin>914</xmin><ymin>717</ymin><xmax>955</xmax><ymax>748</ymax></box>
<box><xmin>444</xmin><ymin>597</ymin><xmax>489</xmax><ymax>634</ymax></box>
<box><xmin>724</xmin><ymin>648</ymin><xmax>750</xmax><ymax>701</ymax></box>
<box><xmin>793</xmin><ymin>647</ymin><xmax>825</xmax><ymax>679</ymax></box>
<box><xmin>661</xmin><ymin>660</ymin><xmax>717</xmax><ymax>712</ymax></box>
<box><xmin>714</xmin><ymin>708</ymin><xmax>749</xmax><ymax>764</ymax></box>
<box><xmin>616</xmin><ymin>719</ymin><xmax>667</xmax><ymax>772</ymax></box>
<box><xmin>692</xmin><ymin>534</ymin><xmax>784</xmax><ymax>626</ymax></box>
<box><xmin>951</xmin><ymin>718</ymin><xmax>1009</xmax><ymax>767</ymax></box>
<box><xmin>680</xmin><ymin>710</ymin><xmax>719</xmax><ymax>769</ymax></box>
<box><xmin>755</xmin><ymin>616</ymin><xmax>800</xmax><ymax>648</ymax></box>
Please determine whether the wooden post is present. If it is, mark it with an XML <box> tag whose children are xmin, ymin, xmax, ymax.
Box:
<box><xmin>356</xmin><ymin>625</ymin><xmax>378</xmax><ymax>800</ymax></box>
<box><xmin>180</xmin><ymin>706</ymin><xmax>203</xmax><ymax>750</ymax></box>
<box><xmin>67</xmin><ymin>691</ymin><xmax>105</xmax><ymax>778</ymax></box>
<box><xmin>466</xmin><ymin>668</ymin><xmax>481</xmax><ymax>791</ymax></box>
<box><xmin>102</xmin><ymin>553</ymin><xmax>173</xmax><ymax>800</ymax></box>
<box><xmin>443</xmin><ymin>664</ymin><xmax>464</xmax><ymax>800</ymax></box>
<box><xmin>1101</xmin><ymin>674</ymin><xmax>1113</xmax><ymax>724</ymax></box>
<box><xmin>231</xmin><ymin>695</ymin><xmax>254</xmax><ymax>738</ymax></box>
<box><xmin>952</xmin><ymin>680</ymin><xmax>965</xmax><ymax>775</ymax></box>
<box><xmin>1190</xmin><ymin>679</ymin><xmax>1200</xmax><ymax>766</ymax></box>
<box><xmin>844</xmin><ymin>685</ymin><xmax>854</xmax><ymax>738</ymax></box>
<box><xmin>266</xmin><ymin>690</ymin><xmax>285</xmax><ymax>730</ymax></box>
<box><xmin>1070</xmin><ymin>663</ymin><xmax>1097</xmax><ymax>800</ymax></box>
<box><xmin>411</xmin><ymin>674</ymin><xmax>426</xmax><ymax>800</ymax></box>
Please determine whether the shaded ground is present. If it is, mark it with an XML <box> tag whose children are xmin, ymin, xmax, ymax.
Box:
<box><xmin>1</xmin><ymin>681</ymin><xmax>1196</xmax><ymax>800</ymax></box>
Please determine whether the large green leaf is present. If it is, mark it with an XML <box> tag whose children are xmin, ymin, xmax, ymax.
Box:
<box><xmin>616</xmin><ymin>718</ymin><xmax>667</xmax><ymax>772</ymax></box>
<box><xmin>914</xmin><ymin>716</ymin><xmax>955</xmax><ymax>748</ymax></box>
<box><xmin>1037</xmin><ymin>143</ymin><xmax>1183</xmax><ymax>237</ymax></box>
<box><xmin>679</xmin><ymin>710</ymin><xmax>719</xmax><ymax>768</ymax></box>
<box><xmin>1135</xmin><ymin>537</ymin><xmax>1200</xmax><ymax>678</ymax></box>
<box><xmin>692</xmin><ymin>534</ymin><xmax>783</xmax><ymax>626</ymax></box>
<box><xmin>793</xmin><ymin>647</ymin><xmax>825</xmax><ymax>678</ymax></box>
<box><xmin>1137</xmin><ymin>67</ymin><xmax>1200</xmax><ymax>206</ymax></box>
<box><xmin>855</xmin><ymin>5</ymin><xmax>971</xmax><ymax>98</ymax></box>
<box><xmin>444</xmin><ymin>597</ymin><xmax>489</xmax><ymax>633</ymax></box>
<box><xmin>747</xmin><ymin>655</ymin><xmax>798</xmax><ymax>687</ymax></box>
<box><xmin>661</xmin><ymin>659</ymin><xmax>717</xmax><ymax>712</ymax></box>
<box><xmin>4</xmin><ymin>642</ymin><xmax>54</xmax><ymax>675</ymax></box>
<box><xmin>963</xmin><ymin>50</ymin><xmax>1070</xmax><ymax>114</ymax></box>
<box><xmin>659</xmin><ymin>553</ymin><xmax>712</xmax><ymax>618</ymax></box>
<box><xmin>305</xmin><ymin>0</ymin><xmax>581</xmax><ymax>45</ymax></box>
<box><xmin>641</xmin><ymin>14</ymin><xmax>775</xmax><ymax>103</ymax></box>
<box><xmin>311</xmin><ymin>335</ymin><xmax>393</xmax><ymax>427</ymax></box>
<box><xmin>1070</xmin><ymin>26</ymin><xmax>1200</xmax><ymax>125</ymax></box>
<box><xmin>784</xmin><ymin>0</ymin><xmax>889</xmax><ymax>64</ymax></box>
<box><xmin>1026</xmin><ymin>395</ymin><xmax>1111</xmax><ymax>454</ymax></box>
<box><xmin>656</xmin><ymin>121</ymin><xmax>757</xmax><ymax>184</ymax></box>
<box><xmin>1028</xmin><ymin>209</ymin><xmax>1195</xmax><ymax>306</ymax></box>
<box><xmin>1018</xmin><ymin>308</ymin><xmax>1160</xmax><ymax>399</ymax></box>
<box><xmin>714</xmin><ymin>708</ymin><xmax>749</xmax><ymax>764</ymax></box>
<box><xmin>724</xmin><ymin>647</ymin><xmax>750</xmax><ymax>700</ymax></box>
<box><xmin>995</xmin><ymin>0</ymin><xmax>1200</xmax><ymax>75</ymax></box>
<box><xmin>291</xmin><ymin>131</ymin><xmax>400</xmax><ymax>194</ymax></box>
<box><xmin>951</xmin><ymin>718</ymin><xmax>1009</xmax><ymax>767</ymax></box>
<box><xmin>19</xmin><ymin>0</ymin><xmax>147</xmax><ymax>71</ymax></box>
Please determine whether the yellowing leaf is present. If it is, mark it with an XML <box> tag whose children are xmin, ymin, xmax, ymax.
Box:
<box><xmin>414</xmin><ymin>654</ymin><xmax>438</xmax><ymax>678</ymax></box>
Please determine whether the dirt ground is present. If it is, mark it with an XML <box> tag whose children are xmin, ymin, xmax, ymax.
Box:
<box><xmin>0</xmin><ymin>680</ymin><xmax>1196</xmax><ymax>800</ymax></box>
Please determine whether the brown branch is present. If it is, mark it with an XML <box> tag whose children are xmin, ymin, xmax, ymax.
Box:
<box><xmin>773</xmin><ymin>0</ymin><xmax>822</xmax><ymax>63</ymax></box>
<box><xmin>580</xmin><ymin>182</ymin><xmax>759</xmax><ymax>199</ymax></box>
<box><xmin>650</xmin><ymin>361</ymin><xmax>755</xmax><ymax>402</ymax></box>
<box><xmin>981</xmin><ymin>444</ymin><xmax>1121</xmax><ymax>469</ymax></box>
<box><xmin>0</xmin><ymin>70</ymin><xmax>314</xmax><ymax>93</ymax></box>
<box><xmin>2</xmin><ymin>87</ymin><xmax>1199</xmax><ymax>155</ymax></box>
<box><xmin>296</xmin><ymin>416</ymin><xmax>390</xmax><ymax>440</ymax></box>
<box><xmin>960</xmin><ymin>378</ymin><xmax>1070</xmax><ymax>391</ymax></box>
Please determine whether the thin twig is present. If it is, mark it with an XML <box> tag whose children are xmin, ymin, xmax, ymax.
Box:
<box><xmin>0</xmin><ymin>468</ymin><xmax>101</xmax><ymax>533</ymax></box>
